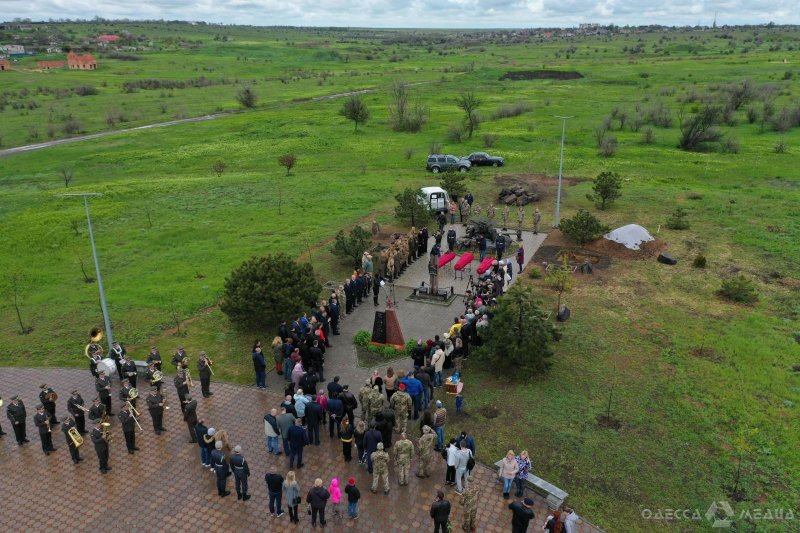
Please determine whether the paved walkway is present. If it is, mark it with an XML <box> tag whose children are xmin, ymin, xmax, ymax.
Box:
<box><xmin>0</xmin><ymin>368</ymin><xmax>600</xmax><ymax>533</ymax></box>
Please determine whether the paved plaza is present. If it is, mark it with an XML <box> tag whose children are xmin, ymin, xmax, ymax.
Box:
<box><xmin>0</xmin><ymin>367</ymin><xmax>600</xmax><ymax>533</ymax></box>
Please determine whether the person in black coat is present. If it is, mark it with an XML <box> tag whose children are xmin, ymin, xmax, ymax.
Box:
<box><xmin>306</xmin><ymin>478</ymin><xmax>330</xmax><ymax>527</ymax></box>
<box><xmin>372</xmin><ymin>275</ymin><xmax>381</xmax><ymax>306</ymax></box>
<box><xmin>327</xmin><ymin>396</ymin><xmax>344</xmax><ymax>438</ymax></box>
<box><xmin>446</xmin><ymin>227</ymin><xmax>457</xmax><ymax>252</ymax></box>
<box><xmin>340</xmin><ymin>386</ymin><xmax>357</xmax><ymax>424</ymax></box>
<box><xmin>509</xmin><ymin>498</ymin><xmax>536</xmax><ymax>533</ymax></box>
<box><xmin>287</xmin><ymin>419</ymin><xmax>308</xmax><ymax>468</ymax></box>
<box><xmin>183</xmin><ymin>396</ymin><xmax>198</xmax><ymax>443</ymax></box>
<box><xmin>430</xmin><ymin>490</ymin><xmax>451</xmax><ymax>533</ymax></box>
<box><xmin>118</xmin><ymin>404</ymin><xmax>138</xmax><ymax>454</ymax></box>
<box><xmin>305</xmin><ymin>398</ymin><xmax>322</xmax><ymax>446</ymax></box>
<box><xmin>33</xmin><ymin>405</ymin><xmax>56</xmax><ymax>455</ymax></box>
<box><xmin>90</xmin><ymin>421</ymin><xmax>110</xmax><ymax>473</ymax></box>
<box><xmin>377</xmin><ymin>408</ymin><xmax>395</xmax><ymax>449</ymax></box>
<box><xmin>6</xmin><ymin>396</ymin><xmax>28</xmax><ymax>445</ymax></box>
<box><xmin>363</xmin><ymin>424</ymin><xmax>382</xmax><ymax>474</ymax></box>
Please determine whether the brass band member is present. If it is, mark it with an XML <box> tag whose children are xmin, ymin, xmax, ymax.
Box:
<box><xmin>119</xmin><ymin>379</ymin><xmax>137</xmax><ymax>410</ymax></box>
<box><xmin>118</xmin><ymin>403</ymin><xmax>138</xmax><ymax>454</ymax></box>
<box><xmin>87</xmin><ymin>397</ymin><xmax>106</xmax><ymax>424</ymax></box>
<box><xmin>38</xmin><ymin>383</ymin><xmax>59</xmax><ymax>425</ymax></box>
<box><xmin>198</xmin><ymin>351</ymin><xmax>213</xmax><ymax>398</ymax></box>
<box><xmin>33</xmin><ymin>404</ymin><xmax>57</xmax><ymax>455</ymax></box>
<box><xmin>146</xmin><ymin>362</ymin><xmax>162</xmax><ymax>394</ymax></box>
<box><xmin>174</xmin><ymin>369</ymin><xmax>190</xmax><ymax>414</ymax></box>
<box><xmin>110</xmin><ymin>340</ymin><xmax>126</xmax><ymax>381</ymax></box>
<box><xmin>147</xmin><ymin>346</ymin><xmax>162</xmax><ymax>371</ymax></box>
<box><xmin>95</xmin><ymin>370</ymin><xmax>113</xmax><ymax>416</ymax></box>
<box><xmin>62</xmin><ymin>414</ymin><xmax>83</xmax><ymax>464</ymax></box>
<box><xmin>7</xmin><ymin>395</ymin><xmax>29</xmax><ymax>445</ymax></box>
<box><xmin>90</xmin><ymin>421</ymin><xmax>111</xmax><ymax>474</ymax></box>
<box><xmin>183</xmin><ymin>394</ymin><xmax>198</xmax><ymax>443</ymax></box>
<box><xmin>121</xmin><ymin>355</ymin><xmax>138</xmax><ymax>389</ymax></box>
<box><xmin>146</xmin><ymin>387</ymin><xmax>167</xmax><ymax>435</ymax></box>
<box><xmin>172</xmin><ymin>345</ymin><xmax>188</xmax><ymax>369</ymax></box>
<box><xmin>86</xmin><ymin>332</ymin><xmax>103</xmax><ymax>378</ymax></box>
<box><xmin>67</xmin><ymin>390</ymin><xmax>88</xmax><ymax>435</ymax></box>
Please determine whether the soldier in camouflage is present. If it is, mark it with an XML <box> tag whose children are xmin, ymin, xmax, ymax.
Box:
<box><xmin>389</xmin><ymin>383</ymin><xmax>412</xmax><ymax>434</ymax></box>
<box><xmin>368</xmin><ymin>386</ymin><xmax>384</xmax><ymax>424</ymax></box>
<box><xmin>370</xmin><ymin>442</ymin><xmax>391</xmax><ymax>494</ymax></box>
<box><xmin>459</xmin><ymin>480</ymin><xmax>481</xmax><ymax>532</ymax></box>
<box><xmin>416</xmin><ymin>425</ymin><xmax>436</xmax><ymax>478</ymax></box>
<box><xmin>393</xmin><ymin>432</ymin><xmax>414</xmax><ymax>486</ymax></box>
<box><xmin>358</xmin><ymin>379</ymin><xmax>373</xmax><ymax>423</ymax></box>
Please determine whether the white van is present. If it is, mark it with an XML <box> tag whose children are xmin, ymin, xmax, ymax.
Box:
<box><xmin>420</xmin><ymin>186</ymin><xmax>451</xmax><ymax>213</ymax></box>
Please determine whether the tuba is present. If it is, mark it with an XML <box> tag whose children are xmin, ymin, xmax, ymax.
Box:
<box><xmin>85</xmin><ymin>327</ymin><xmax>104</xmax><ymax>359</ymax></box>
<box><xmin>68</xmin><ymin>426</ymin><xmax>84</xmax><ymax>448</ymax></box>
<box><xmin>151</xmin><ymin>370</ymin><xmax>163</xmax><ymax>383</ymax></box>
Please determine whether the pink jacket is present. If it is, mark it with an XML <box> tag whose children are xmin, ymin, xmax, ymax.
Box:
<box><xmin>329</xmin><ymin>477</ymin><xmax>341</xmax><ymax>504</ymax></box>
<box><xmin>316</xmin><ymin>393</ymin><xmax>328</xmax><ymax>411</ymax></box>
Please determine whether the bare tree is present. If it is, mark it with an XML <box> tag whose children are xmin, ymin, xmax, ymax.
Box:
<box><xmin>77</xmin><ymin>254</ymin><xmax>95</xmax><ymax>283</ymax></box>
<box><xmin>388</xmin><ymin>81</ymin><xmax>409</xmax><ymax>131</ymax></box>
<box><xmin>3</xmin><ymin>272</ymin><xmax>34</xmax><ymax>334</ymax></box>
<box><xmin>678</xmin><ymin>105</ymin><xmax>722</xmax><ymax>151</ymax></box>
<box><xmin>61</xmin><ymin>166</ymin><xmax>75</xmax><ymax>188</ymax></box>
<box><xmin>456</xmin><ymin>91</ymin><xmax>482</xmax><ymax>139</ymax></box>
<box><xmin>212</xmin><ymin>160</ymin><xmax>227</xmax><ymax>177</ymax></box>
<box><xmin>340</xmin><ymin>94</ymin><xmax>370</xmax><ymax>132</ymax></box>
<box><xmin>69</xmin><ymin>219</ymin><xmax>81</xmax><ymax>236</ymax></box>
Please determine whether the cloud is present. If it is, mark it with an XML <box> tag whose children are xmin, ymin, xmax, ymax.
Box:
<box><xmin>5</xmin><ymin>0</ymin><xmax>797</xmax><ymax>27</ymax></box>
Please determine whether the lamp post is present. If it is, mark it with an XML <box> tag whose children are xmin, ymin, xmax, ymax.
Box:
<box><xmin>553</xmin><ymin>115</ymin><xmax>574</xmax><ymax>228</ymax></box>
<box><xmin>56</xmin><ymin>193</ymin><xmax>114</xmax><ymax>350</ymax></box>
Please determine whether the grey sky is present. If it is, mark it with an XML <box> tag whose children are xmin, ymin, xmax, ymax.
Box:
<box><xmin>5</xmin><ymin>0</ymin><xmax>797</xmax><ymax>27</ymax></box>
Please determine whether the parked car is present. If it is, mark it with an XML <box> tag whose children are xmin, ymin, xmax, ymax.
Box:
<box><xmin>463</xmin><ymin>152</ymin><xmax>505</xmax><ymax>167</ymax></box>
<box><xmin>426</xmin><ymin>154</ymin><xmax>471</xmax><ymax>173</ymax></box>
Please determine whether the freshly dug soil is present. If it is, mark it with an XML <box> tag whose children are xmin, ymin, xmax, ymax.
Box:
<box><xmin>540</xmin><ymin>230</ymin><xmax>667</xmax><ymax>261</ymax></box>
<box><xmin>500</xmin><ymin>70</ymin><xmax>584</xmax><ymax>81</ymax></box>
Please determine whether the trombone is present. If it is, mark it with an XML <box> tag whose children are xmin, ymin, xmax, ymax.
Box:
<box><xmin>74</xmin><ymin>404</ymin><xmax>91</xmax><ymax>414</ymax></box>
<box><xmin>185</xmin><ymin>369</ymin><xmax>195</xmax><ymax>388</ymax></box>
<box><xmin>125</xmin><ymin>402</ymin><xmax>143</xmax><ymax>431</ymax></box>
<box><xmin>202</xmin><ymin>354</ymin><xmax>215</xmax><ymax>376</ymax></box>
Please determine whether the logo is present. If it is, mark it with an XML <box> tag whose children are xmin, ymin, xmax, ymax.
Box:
<box><xmin>706</xmin><ymin>501</ymin><xmax>735</xmax><ymax>528</ymax></box>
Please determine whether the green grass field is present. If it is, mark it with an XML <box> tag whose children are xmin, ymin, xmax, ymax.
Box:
<box><xmin>1</xmin><ymin>22</ymin><xmax>799</xmax><ymax>532</ymax></box>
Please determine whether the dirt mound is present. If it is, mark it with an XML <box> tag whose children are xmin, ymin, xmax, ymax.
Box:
<box><xmin>586</xmin><ymin>236</ymin><xmax>666</xmax><ymax>260</ymax></box>
<box><xmin>533</xmin><ymin>245</ymin><xmax>612</xmax><ymax>269</ymax></box>
<box><xmin>500</xmin><ymin>70</ymin><xmax>584</xmax><ymax>81</ymax></box>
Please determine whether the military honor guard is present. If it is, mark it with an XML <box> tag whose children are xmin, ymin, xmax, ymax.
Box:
<box><xmin>210</xmin><ymin>441</ymin><xmax>231</xmax><ymax>497</ymax></box>
<box><xmin>174</xmin><ymin>369</ymin><xmax>190</xmax><ymax>414</ymax></box>
<box><xmin>197</xmin><ymin>351</ymin><xmax>214</xmax><ymax>398</ymax></box>
<box><xmin>61</xmin><ymin>415</ymin><xmax>83</xmax><ymax>464</ymax></box>
<box><xmin>230</xmin><ymin>445</ymin><xmax>251</xmax><ymax>501</ymax></box>
<box><xmin>147</xmin><ymin>346</ymin><xmax>162</xmax><ymax>371</ymax></box>
<box><xmin>119</xmin><ymin>379</ymin><xmax>137</xmax><ymax>410</ymax></box>
<box><xmin>33</xmin><ymin>404</ymin><xmax>57</xmax><ymax>455</ymax></box>
<box><xmin>172</xmin><ymin>345</ymin><xmax>188</xmax><ymax>369</ymax></box>
<box><xmin>146</xmin><ymin>362</ymin><xmax>163</xmax><ymax>394</ymax></box>
<box><xmin>88</xmin><ymin>397</ymin><xmax>106</xmax><ymax>424</ymax></box>
<box><xmin>38</xmin><ymin>383</ymin><xmax>59</xmax><ymax>425</ymax></box>
<box><xmin>7</xmin><ymin>395</ymin><xmax>29</xmax><ymax>445</ymax></box>
<box><xmin>183</xmin><ymin>394</ymin><xmax>198</xmax><ymax>443</ymax></box>
<box><xmin>121</xmin><ymin>355</ymin><xmax>138</xmax><ymax>389</ymax></box>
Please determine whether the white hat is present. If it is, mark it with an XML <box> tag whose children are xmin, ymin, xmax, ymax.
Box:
<box><xmin>234</xmin><ymin>445</ymin><xmax>242</xmax><ymax>453</ymax></box>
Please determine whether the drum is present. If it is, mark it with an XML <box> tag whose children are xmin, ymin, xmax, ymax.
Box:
<box><xmin>97</xmin><ymin>357</ymin><xmax>116</xmax><ymax>376</ymax></box>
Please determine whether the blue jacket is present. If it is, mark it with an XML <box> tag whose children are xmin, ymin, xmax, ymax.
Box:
<box><xmin>364</xmin><ymin>429</ymin><xmax>382</xmax><ymax>454</ymax></box>
<box><xmin>327</xmin><ymin>398</ymin><xmax>344</xmax><ymax>418</ymax></box>
<box><xmin>401</xmin><ymin>377</ymin><xmax>423</xmax><ymax>397</ymax></box>
<box><xmin>252</xmin><ymin>351</ymin><xmax>266</xmax><ymax>371</ymax></box>
<box><xmin>287</xmin><ymin>425</ymin><xmax>309</xmax><ymax>449</ymax></box>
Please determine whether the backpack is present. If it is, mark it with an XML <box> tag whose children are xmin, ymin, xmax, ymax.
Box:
<box><xmin>467</xmin><ymin>455</ymin><xmax>475</xmax><ymax>471</ymax></box>
<box><xmin>441</xmin><ymin>447</ymin><xmax>448</xmax><ymax>460</ymax></box>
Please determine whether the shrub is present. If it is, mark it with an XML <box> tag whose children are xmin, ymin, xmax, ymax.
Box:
<box><xmin>62</xmin><ymin>118</ymin><xmax>82</xmax><ymax>135</ymax></box>
<box><xmin>718</xmin><ymin>275</ymin><xmax>758</xmax><ymax>304</ymax></box>
<box><xmin>598</xmin><ymin>135</ymin><xmax>618</xmax><ymax>157</ymax></box>
<box><xmin>528</xmin><ymin>268</ymin><xmax>542</xmax><ymax>279</ymax></box>
<box><xmin>642</xmin><ymin>127</ymin><xmax>656</xmax><ymax>144</ymax></box>
<box><xmin>721</xmin><ymin>137</ymin><xmax>740</xmax><ymax>154</ymax></box>
<box><xmin>73</xmin><ymin>85</ymin><xmax>98</xmax><ymax>96</ymax></box>
<box><xmin>220</xmin><ymin>254</ymin><xmax>320</xmax><ymax>330</ymax></box>
<box><xmin>277</xmin><ymin>153</ymin><xmax>296</xmax><ymax>175</ymax></box>
<box><xmin>491</xmin><ymin>101</ymin><xmax>533</xmax><ymax>120</ymax></box>
<box><xmin>774</xmin><ymin>139</ymin><xmax>789</xmax><ymax>153</ymax></box>
<box><xmin>745</xmin><ymin>106</ymin><xmax>759</xmax><ymax>124</ymax></box>
<box><xmin>353</xmin><ymin>330</ymin><xmax>371</xmax><ymax>347</ymax></box>
<box><xmin>678</xmin><ymin>105</ymin><xmax>722</xmax><ymax>151</ymax></box>
<box><xmin>331</xmin><ymin>226</ymin><xmax>372</xmax><ymax>269</ymax></box>
<box><xmin>236</xmin><ymin>86</ymin><xmax>257</xmax><ymax>108</ymax></box>
<box><xmin>430</xmin><ymin>142</ymin><xmax>442</xmax><ymax>154</ymax></box>
<box><xmin>404</xmin><ymin>146</ymin><xmax>414</xmax><ymax>160</ymax></box>
<box><xmin>587</xmin><ymin>171</ymin><xmax>623</xmax><ymax>210</ymax></box>
<box><xmin>212</xmin><ymin>160</ymin><xmax>226</xmax><ymax>177</ymax></box>
<box><xmin>560</xmin><ymin>209</ymin><xmax>609</xmax><ymax>245</ymax></box>
<box><xmin>666</xmin><ymin>207</ymin><xmax>690</xmax><ymax>230</ymax></box>
<box><xmin>446</xmin><ymin>122</ymin><xmax>465</xmax><ymax>143</ymax></box>
<box><xmin>693</xmin><ymin>254</ymin><xmax>707</xmax><ymax>268</ymax></box>
<box><xmin>482</xmin><ymin>133</ymin><xmax>496</xmax><ymax>148</ymax></box>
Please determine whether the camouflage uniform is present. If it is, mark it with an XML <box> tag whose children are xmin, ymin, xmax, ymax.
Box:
<box><xmin>459</xmin><ymin>483</ymin><xmax>481</xmax><ymax>532</ymax></box>
<box><xmin>517</xmin><ymin>205</ymin><xmax>525</xmax><ymax>227</ymax></box>
<box><xmin>389</xmin><ymin>389</ymin><xmax>412</xmax><ymax>434</ymax></box>
<box><xmin>359</xmin><ymin>381</ymin><xmax>373</xmax><ymax>423</ymax></box>
<box><xmin>368</xmin><ymin>387</ymin><xmax>384</xmax><ymax>422</ymax></box>
<box><xmin>394</xmin><ymin>436</ymin><xmax>414</xmax><ymax>486</ymax></box>
<box><xmin>371</xmin><ymin>442</ymin><xmax>390</xmax><ymax>494</ymax></box>
<box><xmin>417</xmin><ymin>425</ymin><xmax>436</xmax><ymax>478</ymax></box>
<box><xmin>502</xmin><ymin>205</ymin><xmax>510</xmax><ymax>229</ymax></box>
<box><xmin>487</xmin><ymin>203</ymin><xmax>496</xmax><ymax>220</ymax></box>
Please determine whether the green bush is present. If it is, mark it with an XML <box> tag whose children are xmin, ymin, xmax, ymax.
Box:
<box><xmin>719</xmin><ymin>275</ymin><xmax>758</xmax><ymax>304</ymax></box>
<box><xmin>666</xmin><ymin>207</ymin><xmax>690</xmax><ymax>230</ymax></box>
<box><xmin>405</xmin><ymin>339</ymin><xmax>418</xmax><ymax>354</ymax></box>
<box><xmin>560</xmin><ymin>209</ymin><xmax>610</xmax><ymax>245</ymax></box>
<box><xmin>353</xmin><ymin>329</ymin><xmax>372</xmax><ymax>347</ymax></box>
<box><xmin>693</xmin><ymin>254</ymin><xmax>707</xmax><ymax>268</ymax></box>
<box><xmin>528</xmin><ymin>268</ymin><xmax>542</xmax><ymax>279</ymax></box>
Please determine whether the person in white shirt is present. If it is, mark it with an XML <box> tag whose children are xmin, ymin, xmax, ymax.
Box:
<box><xmin>445</xmin><ymin>439</ymin><xmax>458</xmax><ymax>486</ymax></box>
<box><xmin>563</xmin><ymin>507</ymin><xmax>579</xmax><ymax>533</ymax></box>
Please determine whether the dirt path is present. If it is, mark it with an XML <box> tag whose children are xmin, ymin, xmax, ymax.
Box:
<box><xmin>0</xmin><ymin>80</ymin><xmax>441</xmax><ymax>158</ymax></box>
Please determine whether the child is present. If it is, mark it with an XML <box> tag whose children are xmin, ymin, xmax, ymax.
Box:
<box><xmin>455</xmin><ymin>393</ymin><xmax>464</xmax><ymax>414</ymax></box>
<box><xmin>329</xmin><ymin>477</ymin><xmax>341</xmax><ymax>518</ymax></box>
<box><xmin>345</xmin><ymin>477</ymin><xmax>361</xmax><ymax>518</ymax></box>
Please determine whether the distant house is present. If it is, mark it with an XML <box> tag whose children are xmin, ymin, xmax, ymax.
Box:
<box><xmin>67</xmin><ymin>51</ymin><xmax>96</xmax><ymax>70</ymax></box>
<box><xmin>0</xmin><ymin>58</ymin><xmax>10</xmax><ymax>70</ymax></box>
<box><xmin>46</xmin><ymin>46</ymin><xmax>62</xmax><ymax>53</ymax></box>
<box><xmin>37</xmin><ymin>60</ymin><xmax>64</xmax><ymax>69</ymax></box>
<box><xmin>2</xmin><ymin>44</ymin><xmax>25</xmax><ymax>55</ymax></box>
<box><xmin>97</xmin><ymin>34</ymin><xmax>120</xmax><ymax>45</ymax></box>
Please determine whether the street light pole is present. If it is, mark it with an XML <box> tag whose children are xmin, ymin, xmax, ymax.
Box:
<box><xmin>553</xmin><ymin>115</ymin><xmax>574</xmax><ymax>228</ymax></box>
<box><xmin>56</xmin><ymin>193</ymin><xmax>114</xmax><ymax>350</ymax></box>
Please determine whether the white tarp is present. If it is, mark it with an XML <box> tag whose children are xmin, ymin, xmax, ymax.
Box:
<box><xmin>603</xmin><ymin>224</ymin><xmax>654</xmax><ymax>250</ymax></box>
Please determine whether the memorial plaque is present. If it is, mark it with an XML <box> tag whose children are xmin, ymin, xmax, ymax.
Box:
<box><xmin>371</xmin><ymin>311</ymin><xmax>387</xmax><ymax>344</ymax></box>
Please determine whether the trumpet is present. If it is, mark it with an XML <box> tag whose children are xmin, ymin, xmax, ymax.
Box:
<box><xmin>186</xmin><ymin>369</ymin><xmax>195</xmax><ymax>388</ymax></box>
<box><xmin>74</xmin><ymin>404</ymin><xmax>91</xmax><ymax>413</ymax></box>
<box><xmin>68</xmin><ymin>426</ymin><xmax>84</xmax><ymax>448</ymax></box>
<box><xmin>46</xmin><ymin>418</ymin><xmax>51</xmax><ymax>433</ymax></box>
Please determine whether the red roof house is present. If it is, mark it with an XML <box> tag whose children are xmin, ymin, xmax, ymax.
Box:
<box><xmin>0</xmin><ymin>58</ymin><xmax>11</xmax><ymax>71</ymax></box>
<box><xmin>37</xmin><ymin>60</ymin><xmax>65</xmax><ymax>69</ymax></box>
<box><xmin>97</xmin><ymin>34</ymin><xmax>120</xmax><ymax>43</ymax></box>
<box><xmin>67</xmin><ymin>51</ymin><xmax>96</xmax><ymax>70</ymax></box>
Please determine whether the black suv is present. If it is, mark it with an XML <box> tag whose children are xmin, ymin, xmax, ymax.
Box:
<box><xmin>426</xmin><ymin>154</ymin><xmax>471</xmax><ymax>173</ymax></box>
<box><xmin>464</xmin><ymin>152</ymin><xmax>505</xmax><ymax>167</ymax></box>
